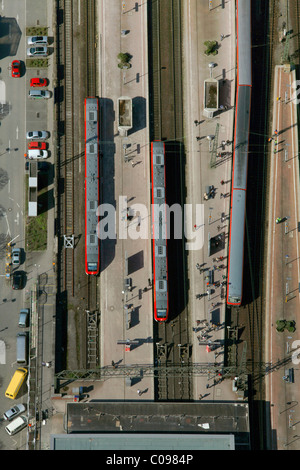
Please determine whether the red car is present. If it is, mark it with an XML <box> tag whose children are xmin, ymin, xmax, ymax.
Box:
<box><xmin>28</xmin><ymin>141</ymin><xmax>47</xmax><ymax>150</ymax></box>
<box><xmin>30</xmin><ymin>78</ymin><xmax>47</xmax><ymax>87</ymax></box>
<box><xmin>11</xmin><ymin>60</ymin><xmax>21</xmax><ymax>78</ymax></box>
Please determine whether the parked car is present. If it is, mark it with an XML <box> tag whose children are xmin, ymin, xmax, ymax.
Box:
<box><xmin>28</xmin><ymin>89</ymin><xmax>50</xmax><ymax>99</ymax></box>
<box><xmin>26</xmin><ymin>131</ymin><xmax>49</xmax><ymax>140</ymax></box>
<box><xmin>27</xmin><ymin>46</ymin><xmax>48</xmax><ymax>57</ymax></box>
<box><xmin>12</xmin><ymin>248</ymin><xmax>21</xmax><ymax>266</ymax></box>
<box><xmin>30</xmin><ymin>78</ymin><xmax>47</xmax><ymax>87</ymax></box>
<box><xmin>19</xmin><ymin>309</ymin><xmax>30</xmax><ymax>328</ymax></box>
<box><xmin>28</xmin><ymin>141</ymin><xmax>47</xmax><ymax>150</ymax></box>
<box><xmin>12</xmin><ymin>272</ymin><xmax>24</xmax><ymax>290</ymax></box>
<box><xmin>3</xmin><ymin>404</ymin><xmax>26</xmax><ymax>421</ymax></box>
<box><xmin>28</xmin><ymin>149</ymin><xmax>48</xmax><ymax>159</ymax></box>
<box><xmin>11</xmin><ymin>60</ymin><xmax>21</xmax><ymax>78</ymax></box>
<box><xmin>27</xmin><ymin>36</ymin><xmax>48</xmax><ymax>45</ymax></box>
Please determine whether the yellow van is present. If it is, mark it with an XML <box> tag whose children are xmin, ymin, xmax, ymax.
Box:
<box><xmin>5</xmin><ymin>368</ymin><xmax>27</xmax><ymax>400</ymax></box>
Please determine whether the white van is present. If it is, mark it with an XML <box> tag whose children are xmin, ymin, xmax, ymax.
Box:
<box><xmin>28</xmin><ymin>149</ymin><xmax>48</xmax><ymax>159</ymax></box>
<box><xmin>5</xmin><ymin>415</ymin><xmax>27</xmax><ymax>435</ymax></box>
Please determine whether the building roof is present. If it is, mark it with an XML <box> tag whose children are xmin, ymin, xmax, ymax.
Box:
<box><xmin>51</xmin><ymin>433</ymin><xmax>235</xmax><ymax>450</ymax></box>
<box><xmin>50</xmin><ymin>401</ymin><xmax>250</xmax><ymax>450</ymax></box>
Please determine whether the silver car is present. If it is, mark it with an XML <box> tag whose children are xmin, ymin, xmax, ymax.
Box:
<box><xmin>3</xmin><ymin>404</ymin><xmax>26</xmax><ymax>421</ymax></box>
<box><xmin>12</xmin><ymin>248</ymin><xmax>21</xmax><ymax>265</ymax></box>
<box><xmin>27</xmin><ymin>36</ymin><xmax>48</xmax><ymax>45</ymax></box>
<box><xmin>27</xmin><ymin>46</ymin><xmax>48</xmax><ymax>57</ymax></box>
<box><xmin>26</xmin><ymin>130</ymin><xmax>49</xmax><ymax>140</ymax></box>
<box><xmin>28</xmin><ymin>89</ymin><xmax>51</xmax><ymax>99</ymax></box>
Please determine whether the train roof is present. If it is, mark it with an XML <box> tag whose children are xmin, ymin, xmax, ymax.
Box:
<box><xmin>237</xmin><ymin>0</ymin><xmax>252</xmax><ymax>86</ymax></box>
<box><xmin>233</xmin><ymin>86</ymin><xmax>251</xmax><ymax>189</ymax></box>
<box><xmin>227</xmin><ymin>189</ymin><xmax>246</xmax><ymax>303</ymax></box>
<box><xmin>152</xmin><ymin>142</ymin><xmax>168</xmax><ymax>313</ymax></box>
<box><xmin>85</xmin><ymin>98</ymin><xmax>99</xmax><ymax>272</ymax></box>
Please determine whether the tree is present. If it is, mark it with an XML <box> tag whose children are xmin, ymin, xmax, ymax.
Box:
<box><xmin>117</xmin><ymin>52</ymin><xmax>132</xmax><ymax>69</ymax></box>
<box><xmin>204</xmin><ymin>40</ymin><xmax>218</xmax><ymax>56</ymax></box>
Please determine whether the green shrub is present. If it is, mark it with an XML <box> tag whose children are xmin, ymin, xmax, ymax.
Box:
<box><xmin>276</xmin><ymin>319</ymin><xmax>296</xmax><ymax>332</ymax></box>
<box><xmin>204</xmin><ymin>40</ymin><xmax>218</xmax><ymax>56</ymax></box>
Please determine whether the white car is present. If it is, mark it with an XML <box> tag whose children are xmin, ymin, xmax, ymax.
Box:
<box><xmin>26</xmin><ymin>131</ymin><xmax>49</xmax><ymax>140</ymax></box>
<box><xmin>27</xmin><ymin>46</ymin><xmax>48</xmax><ymax>57</ymax></box>
<box><xmin>28</xmin><ymin>149</ymin><xmax>48</xmax><ymax>159</ymax></box>
<box><xmin>27</xmin><ymin>36</ymin><xmax>48</xmax><ymax>45</ymax></box>
<box><xmin>28</xmin><ymin>89</ymin><xmax>51</xmax><ymax>99</ymax></box>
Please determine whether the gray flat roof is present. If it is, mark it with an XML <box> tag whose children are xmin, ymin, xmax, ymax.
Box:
<box><xmin>51</xmin><ymin>433</ymin><xmax>235</xmax><ymax>450</ymax></box>
<box><xmin>50</xmin><ymin>401</ymin><xmax>250</xmax><ymax>450</ymax></box>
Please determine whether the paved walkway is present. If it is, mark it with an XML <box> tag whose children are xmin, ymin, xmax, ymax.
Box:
<box><xmin>265</xmin><ymin>65</ymin><xmax>300</xmax><ymax>450</ymax></box>
<box><xmin>97</xmin><ymin>0</ymin><xmax>153</xmax><ymax>400</ymax></box>
<box><xmin>182</xmin><ymin>0</ymin><xmax>237</xmax><ymax>400</ymax></box>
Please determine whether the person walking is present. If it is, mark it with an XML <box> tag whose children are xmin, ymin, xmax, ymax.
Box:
<box><xmin>137</xmin><ymin>389</ymin><xmax>142</xmax><ymax>396</ymax></box>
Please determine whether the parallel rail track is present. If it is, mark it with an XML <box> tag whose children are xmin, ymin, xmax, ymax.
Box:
<box><xmin>86</xmin><ymin>0</ymin><xmax>101</xmax><ymax>338</ymax></box>
<box><xmin>149</xmin><ymin>0</ymin><xmax>191</xmax><ymax>400</ymax></box>
<box><xmin>86</xmin><ymin>0</ymin><xmax>97</xmax><ymax>97</ymax></box>
<box><xmin>62</xmin><ymin>0</ymin><xmax>75</xmax><ymax>296</ymax></box>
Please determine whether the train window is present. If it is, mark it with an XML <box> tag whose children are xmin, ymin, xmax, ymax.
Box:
<box><xmin>154</xmin><ymin>187</ymin><xmax>165</xmax><ymax>198</ymax></box>
<box><xmin>88</xmin><ymin>235</ymin><xmax>98</xmax><ymax>245</ymax></box>
<box><xmin>88</xmin><ymin>143</ymin><xmax>96</xmax><ymax>154</ymax></box>
<box><xmin>157</xmin><ymin>280</ymin><xmax>167</xmax><ymax>292</ymax></box>
<box><xmin>88</xmin><ymin>201</ymin><xmax>97</xmax><ymax>211</ymax></box>
<box><xmin>157</xmin><ymin>310</ymin><xmax>166</xmax><ymax>318</ymax></box>
<box><xmin>154</xmin><ymin>154</ymin><xmax>164</xmax><ymax>166</ymax></box>
<box><xmin>88</xmin><ymin>111</ymin><xmax>97</xmax><ymax>121</ymax></box>
<box><xmin>156</xmin><ymin>245</ymin><xmax>166</xmax><ymax>257</ymax></box>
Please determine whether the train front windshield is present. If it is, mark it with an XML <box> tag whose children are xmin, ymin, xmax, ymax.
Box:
<box><xmin>88</xmin><ymin>263</ymin><xmax>98</xmax><ymax>272</ymax></box>
<box><xmin>157</xmin><ymin>309</ymin><xmax>167</xmax><ymax>319</ymax></box>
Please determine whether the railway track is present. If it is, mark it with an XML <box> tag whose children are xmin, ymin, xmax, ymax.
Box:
<box><xmin>85</xmin><ymin>0</ymin><xmax>99</xmax><ymax>317</ymax></box>
<box><xmin>85</xmin><ymin>0</ymin><xmax>99</xmax><ymax>368</ymax></box>
<box><xmin>60</xmin><ymin>0</ymin><xmax>75</xmax><ymax>296</ymax></box>
<box><xmin>86</xmin><ymin>0</ymin><xmax>97</xmax><ymax>97</ymax></box>
<box><xmin>149</xmin><ymin>0</ymin><xmax>191</xmax><ymax>400</ymax></box>
<box><xmin>228</xmin><ymin>0</ymin><xmax>300</xmax><ymax>449</ymax></box>
<box><xmin>56</xmin><ymin>0</ymin><xmax>99</xmax><ymax>371</ymax></box>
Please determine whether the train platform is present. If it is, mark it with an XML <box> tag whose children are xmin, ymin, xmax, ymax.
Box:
<box><xmin>96</xmin><ymin>0</ymin><xmax>154</xmax><ymax>400</ymax></box>
<box><xmin>265</xmin><ymin>65</ymin><xmax>300</xmax><ymax>450</ymax></box>
<box><xmin>43</xmin><ymin>0</ymin><xmax>246</xmax><ymax>446</ymax></box>
<box><xmin>181</xmin><ymin>0</ymin><xmax>239</xmax><ymax>400</ymax></box>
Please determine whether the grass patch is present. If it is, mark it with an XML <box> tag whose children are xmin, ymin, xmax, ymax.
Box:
<box><xmin>26</xmin><ymin>27</ymin><xmax>48</xmax><ymax>36</ymax></box>
<box><xmin>26</xmin><ymin>58</ymin><xmax>49</xmax><ymax>68</ymax></box>
<box><xmin>25</xmin><ymin>176</ymin><xmax>48</xmax><ymax>252</ymax></box>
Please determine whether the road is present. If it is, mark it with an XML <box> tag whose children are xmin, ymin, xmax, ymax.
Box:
<box><xmin>0</xmin><ymin>0</ymin><xmax>53</xmax><ymax>450</ymax></box>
